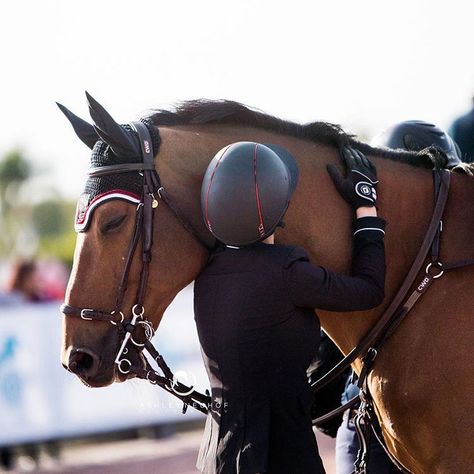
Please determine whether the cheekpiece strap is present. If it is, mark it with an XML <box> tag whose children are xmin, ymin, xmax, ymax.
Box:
<box><xmin>131</xmin><ymin>122</ymin><xmax>155</xmax><ymax>167</ymax></box>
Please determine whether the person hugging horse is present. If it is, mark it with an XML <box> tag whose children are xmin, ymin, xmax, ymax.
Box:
<box><xmin>193</xmin><ymin>141</ymin><xmax>386</xmax><ymax>474</ymax></box>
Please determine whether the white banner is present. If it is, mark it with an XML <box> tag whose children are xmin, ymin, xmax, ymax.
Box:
<box><xmin>0</xmin><ymin>286</ymin><xmax>208</xmax><ymax>446</ymax></box>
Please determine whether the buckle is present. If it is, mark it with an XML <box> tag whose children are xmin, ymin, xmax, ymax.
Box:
<box><xmin>130</xmin><ymin>320</ymin><xmax>155</xmax><ymax>347</ymax></box>
<box><xmin>80</xmin><ymin>309</ymin><xmax>94</xmax><ymax>320</ymax></box>
<box><xmin>132</xmin><ymin>304</ymin><xmax>144</xmax><ymax>318</ymax></box>
<box><xmin>363</xmin><ymin>347</ymin><xmax>377</xmax><ymax>365</ymax></box>
<box><xmin>116</xmin><ymin>358</ymin><xmax>132</xmax><ymax>374</ymax></box>
<box><xmin>146</xmin><ymin>370</ymin><xmax>157</xmax><ymax>385</ymax></box>
<box><xmin>110</xmin><ymin>310</ymin><xmax>124</xmax><ymax>326</ymax></box>
<box><xmin>426</xmin><ymin>261</ymin><xmax>444</xmax><ymax>279</ymax></box>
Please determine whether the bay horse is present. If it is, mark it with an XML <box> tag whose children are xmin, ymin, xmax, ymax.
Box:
<box><xmin>59</xmin><ymin>97</ymin><xmax>474</xmax><ymax>473</ymax></box>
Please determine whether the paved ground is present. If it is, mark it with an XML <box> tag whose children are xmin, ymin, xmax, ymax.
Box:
<box><xmin>5</xmin><ymin>427</ymin><xmax>336</xmax><ymax>473</ymax></box>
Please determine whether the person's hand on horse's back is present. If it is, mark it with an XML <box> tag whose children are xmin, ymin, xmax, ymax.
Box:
<box><xmin>327</xmin><ymin>146</ymin><xmax>378</xmax><ymax>213</ymax></box>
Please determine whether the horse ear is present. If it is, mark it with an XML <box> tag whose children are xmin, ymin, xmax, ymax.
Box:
<box><xmin>56</xmin><ymin>102</ymin><xmax>99</xmax><ymax>150</ymax></box>
<box><xmin>85</xmin><ymin>91</ymin><xmax>140</xmax><ymax>159</ymax></box>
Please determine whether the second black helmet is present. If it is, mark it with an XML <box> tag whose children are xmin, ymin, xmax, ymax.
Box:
<box><xmin>372</xmin><ymin>120</ymin><xmax>461</xmax><ymax>167</ymax></box>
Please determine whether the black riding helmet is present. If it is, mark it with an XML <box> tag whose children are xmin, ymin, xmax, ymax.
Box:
<box><xmin>201</xmin><ymin>141</ymin><xmax>299</xmax><ymax>246</ymax></box>
<box><xmin>372</xmin><ymin>120</ymin><xmax>461</xmax><ymax>168</ymax></box>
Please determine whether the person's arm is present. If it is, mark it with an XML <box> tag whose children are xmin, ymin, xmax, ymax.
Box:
<box><xmin>285</xmin><ymin>146</ymin><xmax>385</xmax><ymax>311</ymax></box>
<box><xmin>284</xmin><ymin>217</ymin><xmax>385</xmax><ymax>311</ymax></box>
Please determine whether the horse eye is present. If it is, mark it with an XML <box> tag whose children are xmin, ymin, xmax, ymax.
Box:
<box><xmin>101</xmin><ymin>215</ymin><xmax>127</xmax><ymax>233</ymax></box>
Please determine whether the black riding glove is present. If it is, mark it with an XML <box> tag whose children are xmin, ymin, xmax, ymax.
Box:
<box><xmin>327</xmin><ymin>146</ymin><xmax>378</xmax><ymax>209</ymax></box>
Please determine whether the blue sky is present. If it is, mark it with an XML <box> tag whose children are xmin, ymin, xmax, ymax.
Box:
<box><xmin>1</xmin><ymin>0</ymin><xmax>473</xmax><ymax>197</ymax></box>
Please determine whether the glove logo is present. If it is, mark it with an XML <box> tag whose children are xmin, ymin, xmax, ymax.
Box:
<box><xmin>355</xmin><ymin>182</ymin><xmax>376</xmax><ymax>204</ymax></box>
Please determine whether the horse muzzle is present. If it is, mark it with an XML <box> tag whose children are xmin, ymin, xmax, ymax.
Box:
<box><xmin>67</xmin><ymin>347</ymin><xmax>100</xmax><ymax>379</ymax></box>
<box><xmin>63</xmin><ymin>344</ymin><xmax>146</xmax><ymax>387</ymax></box>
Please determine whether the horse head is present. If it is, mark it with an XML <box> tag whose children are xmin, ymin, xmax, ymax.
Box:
<box><xmin>58</xmin><ymin>93</ymin><xmax>209</xmax><ymax>387</ymax></box>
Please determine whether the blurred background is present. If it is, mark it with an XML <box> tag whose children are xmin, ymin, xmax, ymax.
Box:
<box><xmin>0</xmin><ymin>0</ymin><xmax>473</xmax><ymax>472</ymax></box>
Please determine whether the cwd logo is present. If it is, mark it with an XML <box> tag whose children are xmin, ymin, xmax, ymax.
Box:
<box><xmin>171</xmin><ymin>370</ymin><xmax>197</xmax><ymax>397</ymax></box>
<box><xmin>417</xmin><ymin>276</ymin><xmax>431</xmax><ymax>293</ymax></box>
<box><xmin>144</xmin><ymin>140</ymin><xmax>151</xmax><ymax>154</ymax></box>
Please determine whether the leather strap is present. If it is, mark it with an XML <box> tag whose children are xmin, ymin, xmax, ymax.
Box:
<box><xmin>314</xmin><ymin>169</ymin><xmax>474</xmax><ymax>429</ymax></box>
<box><xmin>312</xmin><ymin>394</ymin><xmax>360</xmax><ymax>426</ymax></box>
<box><xmin>115</xmin><ymin>203</ymin><xmax>144</xmax><ymax>312</ymax></box>
<box><xmin>158</xmin><ymin>187</ymin><xmax>215</xmax><ymax>251</ymax></box>
<box><xmin>60</xmin><ymin>304</ymin><xmax>121</xmax><ymax>322</ymax></box>
<box><xmin>444</xmin><ymin>258</ymin><xmax>474</xmax><ymax>270</ymax></box>
<box><xmin>312</xmin><ymin>170</ymin><xmax>451</xmax><ymax>392</ymax></box>
<box><xmin>88</xmin><ymin>162</ymin><xmax>156</xmax><ymax>177</ymax></box>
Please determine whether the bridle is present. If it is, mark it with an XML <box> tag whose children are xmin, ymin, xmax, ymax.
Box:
<box><xmin>61</xmin><ymin>122</ymin><xmax>212</xmax><ymax>414</ymax></box>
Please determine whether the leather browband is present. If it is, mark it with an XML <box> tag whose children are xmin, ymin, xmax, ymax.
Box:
<box><xmin>88</xmin><ymin>163</ymin><xmax>156</xmax><ymax>177</ymax></box>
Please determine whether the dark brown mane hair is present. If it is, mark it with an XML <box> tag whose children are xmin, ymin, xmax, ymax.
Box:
<box><xmin>148</xmin><ymin>99</ymin><xmax>473</xmax><ymax>174</ymax></box>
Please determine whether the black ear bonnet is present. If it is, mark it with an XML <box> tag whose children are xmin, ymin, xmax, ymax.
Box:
<box><xmin>57</xmin><ymin>94</ymin><xmax>161</xmax><ymax>232</ymax></box>
<box><xmin>75</xmin><ymin>120</ymin><xmax>160</xmax><ymax>231</ymax></box>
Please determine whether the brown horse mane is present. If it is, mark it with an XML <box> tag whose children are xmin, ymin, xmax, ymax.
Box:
<box><xmin>147</xmin><ymin>99</ymin><xmax>474</xmax><ymax>175</ymax></box>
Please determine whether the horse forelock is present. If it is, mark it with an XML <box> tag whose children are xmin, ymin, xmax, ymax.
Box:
<box><xmin>146</xmin><ymin>99</ymin><xmax>460</xmax><ymax>172</ymax></box>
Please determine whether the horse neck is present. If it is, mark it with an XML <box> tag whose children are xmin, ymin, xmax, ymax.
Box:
<box><xmin>156</xmin><ymin>125</ymin><xmax>438</xmax><ymax>355</ymax></box>
<box><xmin>312</xmin><ymin>154</ymin><xmax>437</xmax><ymax>356</ymax></box>
<box><xmin>260</xmin><ymin>138</ymin><xmax>437</xmax><ymax>355</ymax></box>
<box><xmin>156</xmin><ymin>126</ymin><xmax>221</xmax><ymax>245</ymax></box>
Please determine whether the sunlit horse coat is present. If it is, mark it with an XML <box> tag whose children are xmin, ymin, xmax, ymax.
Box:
<box><xmin>193</xmin><ymin>216</ymin><xmax>385</xmax><ymax>474</ymax></box>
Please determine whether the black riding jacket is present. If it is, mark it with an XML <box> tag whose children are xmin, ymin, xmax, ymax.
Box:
<box><xmin>193</xmin><ymin>216</ymin><xmax>386</xmax><ymax>474</ymax></box>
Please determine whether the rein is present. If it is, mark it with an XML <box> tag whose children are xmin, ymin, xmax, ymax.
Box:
<box><xmin>311</xmin><ymin>169</ymin><xmax>474</xmax><ymax>474</ymax></box>
<box><xmin>61</xmin><ymin>122</ymin><xmax>212</xmax><ymax>414</ymax></box>
<box><xmin>311</xmin><ymin>171</ymin><xmax>451</xmax><ymax>395</ymax></box>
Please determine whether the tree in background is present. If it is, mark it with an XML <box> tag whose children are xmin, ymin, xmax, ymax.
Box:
<box><xmin>0</xmin><ymin>149</ymin><xmax>31</xmax><ymax>210</ymax></box>
<box><xmin>0</xmin><ymin>149</ymin><xmax>33</xmax><ymax>255</ymax></box>
<box><xmin>0</xmin><ymin>149</ymin><xmax>76</xmax><ymax>266</ymax></box>
<box><xmin>32</xmin><ymin>199</ymin><xmax>76</xmax><ymax>267</ymax></box>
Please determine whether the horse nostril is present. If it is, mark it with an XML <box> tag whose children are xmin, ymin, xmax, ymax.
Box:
<box><xmin>68</xmin><ymin>349</ymin><xmax>99</xmax><ymax>378</ymax></box>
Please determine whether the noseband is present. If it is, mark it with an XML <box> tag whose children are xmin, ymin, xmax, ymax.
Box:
<box><xmin>61</xmin><ymin>122</ymin><xmax>211</xmax><ymax>414</ymax></box>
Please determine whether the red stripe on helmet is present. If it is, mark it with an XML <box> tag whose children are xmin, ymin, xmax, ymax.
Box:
<box><xmin>253</xmin><ymin>144</ymin><xmax>265</xmax><ymax>237</ymax></box>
